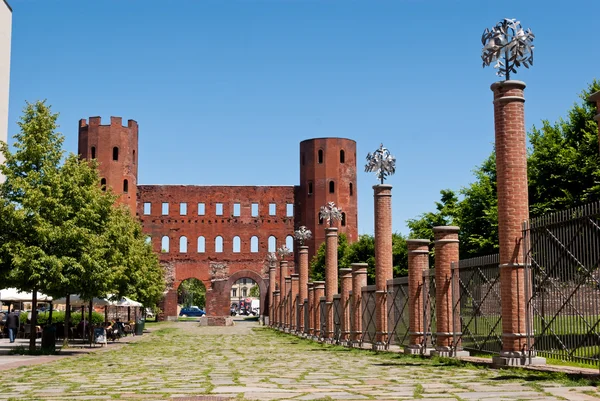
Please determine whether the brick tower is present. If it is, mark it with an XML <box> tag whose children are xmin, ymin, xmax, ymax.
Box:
<box><xmin>78</xmin><ymin>116</ymin><xmax>139</xmax><ymax>213</ymax></box>
<box><xmin>297</xmin><ymin>138</ymin><xmax>358</xmax><ymax>261</ymax></box>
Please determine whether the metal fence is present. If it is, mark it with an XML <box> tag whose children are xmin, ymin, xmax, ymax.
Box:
<box><xmin>333</xmin><ymin>295</ymin><xmax>341</xmax><ymax>343</ymax></box>
<box><xmin>319</xmin><ymin>298</ymin><xmax>327</xmax><ymax>339</ymax></box>
<box><xmin>452</xmin><ymin>254</ymin><xmax>502</xmax><ymax>355</ymax></box>
<box><xmin>424</xmin><ymin>269</ymin><xmax>437</xmax><ymax>349</ymax></box>
<box><xmin>361</xmin><ymin>285</ymin><xmax>377</xmax><ymax>345</ymax></box>
<box><xmin>386</xmin><ymin>277</ymin><xmax>410</xmax><ymax>348</ymax></box>
<box><xmin>524</xmin><ymin>201</ymin><xmax>600</xmax><ymax>366</ymax></box>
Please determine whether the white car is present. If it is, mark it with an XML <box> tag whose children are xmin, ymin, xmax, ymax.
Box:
<box><xmin>145</xmin><ymin>308</ymin><xmax>155</xmax><ymax>319</ymax></box>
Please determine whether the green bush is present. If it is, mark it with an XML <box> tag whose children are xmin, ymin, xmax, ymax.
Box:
<box><xmin>20</xmin><ymin>311</ymin><xmax>104</xmax><ymax>326</ymax></box>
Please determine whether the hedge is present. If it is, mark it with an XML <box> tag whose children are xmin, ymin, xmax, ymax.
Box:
<box><xmin>20</xmin><ymin>311</ymin><xmax>105</xmax><ymax>326</ymax></box>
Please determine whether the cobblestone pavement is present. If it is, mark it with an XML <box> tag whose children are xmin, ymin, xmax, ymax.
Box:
<box><xmin>0</xmin><ymin>320</ymin><xmax>598</xmax><ymax>400</ymax></box>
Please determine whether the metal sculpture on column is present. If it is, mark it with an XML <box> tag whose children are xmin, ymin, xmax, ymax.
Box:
<box><xmin>482</xmin><ymin>18</ymin><xmax>544</xmax><ymax>366</ymax></box>
<box><xmin>366</xmin><ymin>144</ymin><xmax>395</xmax><ymax>348</ymax></box>
<box><xmin>319</xmin><ymin>202</ymin><xmax>342</xmax><ymax>342</ymax></box>
<box><xmin>295</xmin><ymin>226</ymin><xmax>312</xmax><ymax>334</ymax></box>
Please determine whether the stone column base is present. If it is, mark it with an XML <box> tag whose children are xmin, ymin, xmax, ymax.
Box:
<box><xmin>492</xmin><ymin>351</ymin><xmax>546</xmax><ymax>367</ymax></box>
<box><xmin>430</xmin><ymin>346</ymin><xmax>470</xmax><ymax>358</ymax></box>
<box><xmin>371</xmin><ymin>342</ymin><xmax>386</xmax><ymax>351</ymax></box>
<box><xmin>404</xmin><ymin>344</ymin><xmax>432</xmax><ymax>356</ymax></box>
<box><xmin>199</xmin><ymin>316</ymin><xmax>234</xmax><ymax>326</ymax></box>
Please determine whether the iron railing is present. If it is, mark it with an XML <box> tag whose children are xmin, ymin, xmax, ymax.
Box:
<box><xmin>361</xmin><ymin>285</ymin><xmax>377</xmax><ymax>345</ymax></box>
<box><xmin>451</xmin><ymin>255</ymin><xmax>502</xmax><ymax>355</ymax></box>
<box><xmin>423</xmin><ymin>268</ymin><xmax>437</xmax><ymax>349</ymax></box>
<box><xmin>525</xmin><ymin>201</ymin><xmax>600</xmax><ymax>366</ymax></box>
<box><xmin>333</xmin><ymin>295</ymin><xmax>342</xmax><ymax>343</ymax></box>
<box><xmin>319</xmin><ymin>297</ymin><xmax>327</xmax><ymax>339</ymax></box>
<box><xmin>386</xmin><ymin>277</ymin><xmax>410</xmax><ymax>348</ymax></box>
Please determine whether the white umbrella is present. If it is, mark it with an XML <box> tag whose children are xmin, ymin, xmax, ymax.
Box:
<box><xmin>115</xmin><ymin>297</ymin><xmax>143</xmax><ymax>307</ymax></box>
<box><xmin>53</xmin><ymin>294</ymin><xmax>115</xmax><ymax>307</ymax></box>
<box><xmin>0</xmin><ymin>288</ymin><xmax>53</xmax><ymax>302</ymax></box>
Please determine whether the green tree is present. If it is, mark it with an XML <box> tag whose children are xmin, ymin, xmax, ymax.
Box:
<box><xmin>456</xmin><ymin>152</ymin><xmax>498</xmax><ymax>258</ymax></box>
<box><xmin>309</xmin><ymin>233</ymin><xmax>408</xmax><ymax>285</ymax></box>
<box><xmin>249</xmin><ymin>284</ymin><xmax>260</xmax><ymax>298</ymax></box>
<box><xmin>528</xmin><ymin>80</ymin><xmax>600</xmax><ymax>215</ymax></box>
<box><xmin>177</xmin><ymin>278</ymin><xmax>206</xmax><ymax>308</ymax></box>
<box><xmin>309</xmin><ymin>234</ymin><xmax>350</xmax><ymax>282</ymax></box>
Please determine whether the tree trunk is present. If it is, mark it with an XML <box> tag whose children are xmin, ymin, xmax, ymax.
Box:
<box><xmin>63</xmin><ymin>294</ymin><xmax>70</xmax><ymax>348</ymax></box>
<box><xmin>88</xmin><ymin>300</ymin><xmax>93</xmax><ymax>347</ymax></box>
<box><xmin>29</xmin><ymin>287</ymin><xmax>38</xmax><ymax>352</ymax></box>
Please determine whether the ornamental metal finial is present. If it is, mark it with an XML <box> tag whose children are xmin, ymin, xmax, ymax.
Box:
<box><xmin>481</xmin><ymin>18</ymin><xmax>534</xmax><ymax>80</ymax></box>
<box><xmin>365</xmin><ymin>144</ymin><xmax>396</xmax><ymax>184</ymax></box>
<box><xmin>266</xmin><ymin>252</ymin><xmax>278</xmax><ymax>265</ymax></box>
<box><xmin>319</xmin><ymin>202</ymin><xmax>343</xmax><ymax>227</ymax></box>
<box><xmin>277</xmin><ymin>246</ymin><xmax>292</xmax><ymax>260</ymax></box>
<box><xmin>294</xmin><ymin>226</ymin><xmax>312</xmax><ymax>246</ymax></box>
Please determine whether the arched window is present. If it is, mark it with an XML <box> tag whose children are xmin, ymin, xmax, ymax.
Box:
<box><xmin>329</xmin><ymin>181</ymin><xmax>335</xmax><ymax>193</ymax></box>
<box><xmin>133</xmin><ymin>150</ymin><xmax>136</xmax><ymax>164</ymax></box>
<box><xmin>197</xmin><ymin>236</ymin><xmax>205</xmax><ymax>253</ymax></box>
<box><xmin>318</xmin><ymin>149</ymin><xmax>323</xmax><ymax>164</ymax></box>
<box><xmin>286</xmin><ymin>235</ymin><xmax>294</xmax><ymax>252</ymax></box>
<box><xmin>350</xmin><ymin>182</ymin><xmax>353</xmax><ymax>196</ymax></box>
<box><xmin>215</xmin><ymin>236</ymin><xmax>223</xmax><ymax>253</ymax></box>
<box><xmin>100</xmin><ymin>178</ymin><xmax>106</xmax><ymax>191</ymax></box>
<box><xmin>340</xmin><ymin>149</ymin><xmax>345</xmax><ymax>163</ymax></box>
<box><xmin>341</xmin><ymin>212</ymin><xmax>346</xmax><ymax>227</ymax></box>
<box><xmin>308</xmin><ymin>182</ymin><xmax>313</xmax><ymax>195</ymax></box>
<box><xmin>113</xmin><ymin>147</ymin><xmax>119</xmax><ymax>161</ymax></box>
<box><xmin>268</xmin><ymin>236</ymin><xmax>276</xmax><ymax>252</ymax></box>
<box><xmin>250</xmin><ymin>236</ymin><xmax>259</xmax><ymax>253</ymax></box>
<box><xmin>123</xmin><ymin>179</ymin><xmax>128</xmax><ymax>193</ymax></box>
<box><xmin>91</xmin><ymin>146</ymin><xmax>96</xmax><ymax>159</ymax></box>
<box><xmin>161</xmin><ymin>236</ymin><xmax>170</xmax><ymax>253</ymax></box>
<box><xmin>233</xmin><ymin>236</ymin><xmax>241</xmax><ymax>253</ymax></box>
<box><xmin>179</xmin><ymin>236</ymin><xmax>188</xmax><ymax>253</ymax></box>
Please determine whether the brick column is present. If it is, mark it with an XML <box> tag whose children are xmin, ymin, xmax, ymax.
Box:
<box><xmin>589</xmin><ymin>90</ymin><xmax>600</xmax><ymax>154</ymax></box>
<box><xmin>351</xmin><ymin>263</ymin><xmax>368</xmax><ymax>344</ymax></box>
<box><xmin>269</xmin><ymin>265</ymin><xmax>277</xmax><ymax>327</ymax></box>
<box><xmin>339</xmin><ymin>268</ymin><xmax>352</xmax><ymax>343</ymax></box>
<box><xmin>284</xmin><ymin>277</ymin><xmax>291</xmax><ymax>331</ymax></box>
<box><xmin>405</xmin><ymin>239</ymin><xmax>431</xmax><ymax>355</ymax></box>
<box><xmin>325</xmin><ymin>227</ymin><xmax>338</xmax><ymax>339</ymax></box>
<box><xmin>307</xmin><ymin>282</ymin><xmax>314</xmax><ymax>336</ymax></box>
<box><xmin>278</xmin><ymin>259</ymin><xmax>288</xmax><ymax>330</ymax></box>
<box><xmin>273</xmin><ymin>291</ymin><xmax>280</xmax><ymax>328</ymax></box>
<box><xmin>313</xmin><ymin>281</ymin><xmax>325</xmax><ymax>338</ymax></box>
<box><xmin>431</xmin><ymin>226</ymin><xmax>468</xmax><ymax>357</ymax></box>
<box><xmin>298</xmin><ymin>245</ymin><xmax>309</xmax><ymax>333</ymax></box>
<box><xmin>490</xmin><ymin>81</ymin><xmax>544</xmax><ymax>366</ymax></box>
<box><xmin>374</xmin><ymin>184</ymin><xmax>393</xmax><ymax>345</ymax></box>
<box><xmin>291</xmin><ymin>274</ymin><xmax>299</xmax><ymax>333</ymax></box>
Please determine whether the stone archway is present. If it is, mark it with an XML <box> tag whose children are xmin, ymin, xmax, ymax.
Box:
<box><xmin>208</xmin><ymin>269</ymin><xmax>269</xmax><ymax>321</ymax></box>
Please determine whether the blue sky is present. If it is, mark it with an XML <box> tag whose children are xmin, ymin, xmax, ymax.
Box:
<box><xmin>6</xmin><ymin>0</ymin><xmax>600</xmax><ymax>235</ymax></box>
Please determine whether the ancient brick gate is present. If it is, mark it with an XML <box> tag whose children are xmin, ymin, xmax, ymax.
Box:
<box><xmin>138</xmin><ymin>185</ymin><xmax>298</xmax><ymax>322</ymax></box>
<box><xmin>77</xmin><ymin>117</ymin><xmax>359</xmax><ymax>324</ymax></box>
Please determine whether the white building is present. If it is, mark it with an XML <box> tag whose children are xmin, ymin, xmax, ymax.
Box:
<box><xmin>0</xmin><ymin>0</ymin><xmax>11</xmax><ymax>183</ymax></box>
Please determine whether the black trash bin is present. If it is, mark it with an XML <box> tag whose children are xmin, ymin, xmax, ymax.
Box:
<box><xmin>41</xmin><ymin>325</ymin><xmax>56</xmax><ymax>353</ymax></box>
<box><xmin>135</xmin><ymin>319</ymin><xmax>144</xmax><ymax>336</ymax></box>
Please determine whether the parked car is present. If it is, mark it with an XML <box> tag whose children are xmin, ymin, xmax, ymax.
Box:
<box><xmin>179</xmin><ymin>306</ymin><xmax>206</xmax><ymax>317</ymax></box>
<box><xmin>145</xmin><ymin>308</ymin><xmax>155</xmax><ymax>319</ymax></box>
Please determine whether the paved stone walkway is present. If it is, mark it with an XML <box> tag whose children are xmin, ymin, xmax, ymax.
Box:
<box><xmin>0</xmin><ymin>320</ymin><xmax>598</xmax><ymax>400</ymax></box>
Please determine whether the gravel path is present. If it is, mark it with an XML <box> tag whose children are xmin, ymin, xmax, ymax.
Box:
<box><xmin>0</xmin><ymin>320</ymin><xmax>598</xmax><ymax>400</ymax></box>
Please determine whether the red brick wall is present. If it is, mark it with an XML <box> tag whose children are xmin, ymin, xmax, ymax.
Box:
<box><xmin>79</xmin><ymin>116</ymin><xmax>138</xmax><ymax>213</ymax></box>
<box><xmin>298</xmin><ymin>138</ymin><xmax>359</xmax><ymax>261</ymax></box>
<box><xmin>137</xmin><ymin>185</ymin><xmax>296</xmax><ymax>318</ymax></box>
